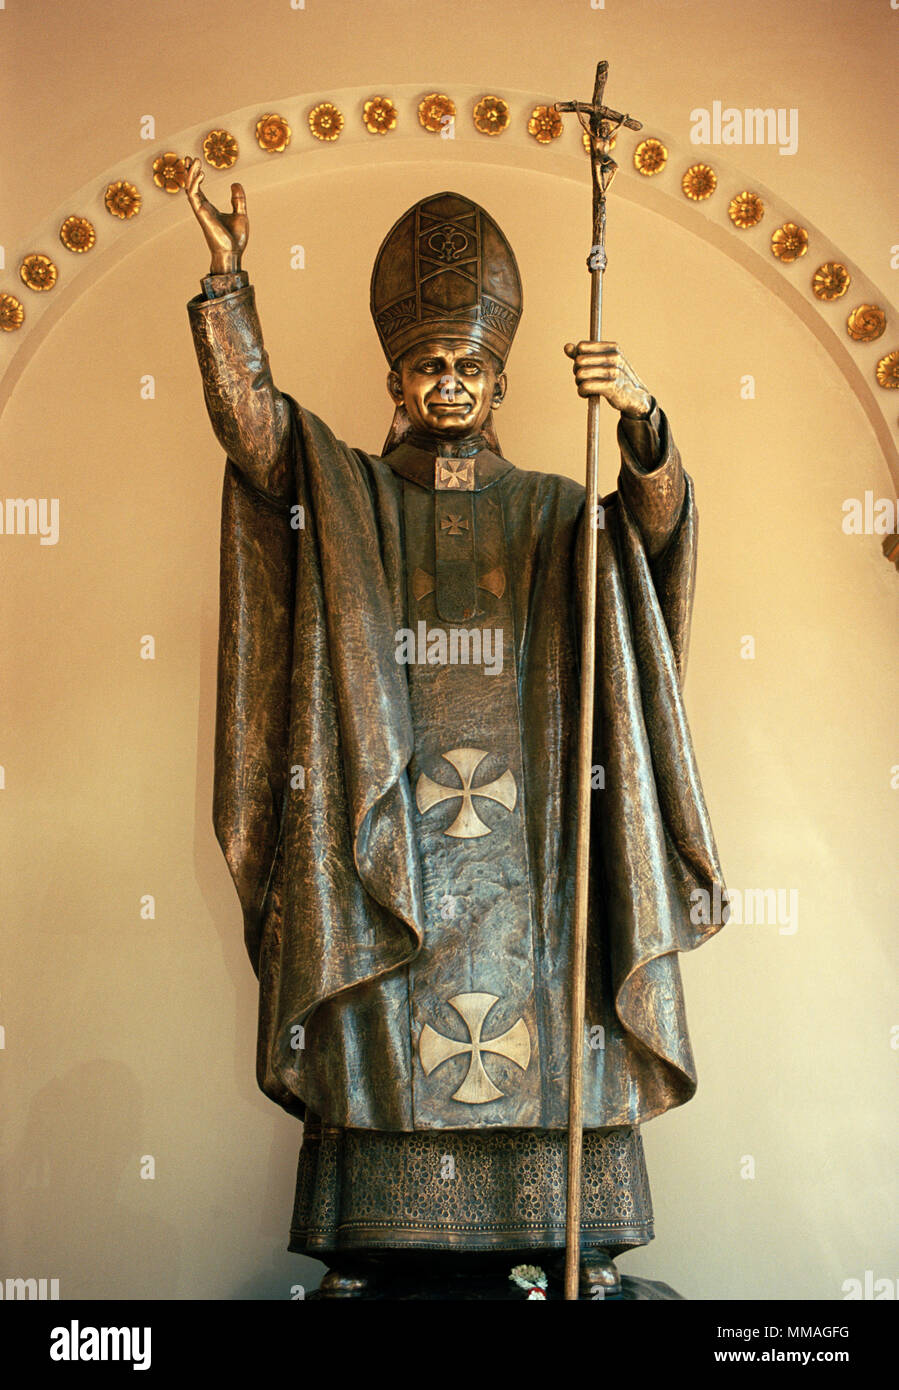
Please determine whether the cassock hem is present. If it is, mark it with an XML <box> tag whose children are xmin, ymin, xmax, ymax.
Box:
<box><xmin>288</xmin><ymin>1222</ymin><xmax>654</xmax><ymax>1256</ymax></box>
<box><xmin>288</xmin><ymin>1122</ymin><xmax>654</xmax><ymax>1258</ymax></box>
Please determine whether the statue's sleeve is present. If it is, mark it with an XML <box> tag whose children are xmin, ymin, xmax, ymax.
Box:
<box><xmin>186</xmin><ymin>273</ymin><xmax>298</xmax><ymax>973</ymax></box>
<box><xmin>614</xmin><ymin>399</ymin><xmax>685</xmax><ymax>561</ymax></box>
<box><xmin>187</xmin><ymin>272</ymin><xmax>294</xmax><ymax>506</ymax></box>
<box><xmin>611</xmin><ymin>400</ymin><xmax>694</xmax><ymax>677</ymax></box>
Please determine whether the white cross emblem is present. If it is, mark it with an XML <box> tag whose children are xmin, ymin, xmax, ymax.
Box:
<box><xmin>419</xmin><ymin>993</ymin><xmax>531</xmax><ymax>1104</ymax></box>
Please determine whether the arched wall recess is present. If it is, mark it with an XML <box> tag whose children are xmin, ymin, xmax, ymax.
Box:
<box><xmin>2</xmin><ymin>83</ymin><xmax>896</xmax><ymax>493</ymax></box>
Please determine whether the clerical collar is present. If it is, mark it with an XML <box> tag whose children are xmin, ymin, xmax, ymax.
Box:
<box><xmin>406</xmin><ymin>431</ymin><xmax>487</xmax><ymax>458</ymax></box>
<box><xmin>384</xmin><ymin>441</ymin><xmax>514</xmax><ymax>493</ymax></box>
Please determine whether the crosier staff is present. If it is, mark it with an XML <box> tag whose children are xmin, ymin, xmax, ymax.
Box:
<box><xmin>554</xmin><ymin>60</ymin><xmax>643</xmax><ymax>1304</ymax></box>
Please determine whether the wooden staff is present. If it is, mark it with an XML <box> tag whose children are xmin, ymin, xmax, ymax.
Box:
<box><xmin>554</xmin><ymin>61</ymin><xmax>642</xmax><ymax>1303</ymax></box>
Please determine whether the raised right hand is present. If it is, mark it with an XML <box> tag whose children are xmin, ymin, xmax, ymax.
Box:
<box><xmin>183</xmin><ymin>157</ymin><xmax>249</xmax><ymax>274</ymax></box>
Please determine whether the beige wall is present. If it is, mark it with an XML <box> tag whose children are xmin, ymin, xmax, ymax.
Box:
<box><xmin>1</xmin><ymin>0</ymin><xmax>897</xmax><ymax>1301</ymax></box>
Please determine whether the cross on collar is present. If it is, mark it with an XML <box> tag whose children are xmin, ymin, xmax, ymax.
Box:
<box><xmin>385</xmin><ymin>441</ymin><xmax>514</xmax><ymax>494</ymax></box>
<box><xmin>436</xmin><ymin>458</ymin><xmax>475</xmax><ymax>491</ymax></box>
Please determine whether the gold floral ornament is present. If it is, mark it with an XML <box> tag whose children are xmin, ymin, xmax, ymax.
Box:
<box><xmin>728</xmin><ymin>191</ymin><xmax>764</xmax><ymax>229</ymax></box>
<box><xmin>633</xmin><ymin>138</ymin><xmax>667</xmax><ymax>175</ymax></box>
<box><xmin>59</xmin><ymin>215</ymin><xmax>96</xmax><ymax>253</ymax></box>
<box><xmin>874</xmin><ymin>350</ymin><xmax>899</xmax><ymax>389</ymax></box>
<box><xmin>152</xmin><ymin>152</ymin><xmax>187</xmax><ymax>194</ymax></box>
<box><xmin>583</xmin><ymin>129</ymin><xmax>616</xmax><ymax>154</ymax></box>
<box><xmin>847</xmin><ymin>304</ymin><xmax>886</xmax><ymax>342</ymax></box>
<box><xmin>256</xmin><ymin>113</ymin><xmax>292</xmax><ymax>152</ymax></box>
<box><xmin>363</xmin><ymin>97</ymin><xmax>397</xmax><ymax>136</ymax></box>
<box><xmin>20</xmin><ymin>253</ymin><xmax>58</xmax><ymax>292</ymax></box>
<box><xmin>812</xmin><ymin>262</ymin><xmax>850</xmax><ymax>301</ymax></box>
<box><xmin>105</xmin><ymin>180</ymin><xmax>141</xmax><ymax>220</ymax></box>
<box><xmin>527</xmin><ymin>104</ymin><xmax>563</xmax><ymax>144</ymax></box>
<box><xmin>203</xmin><ymin>129</ymin><xmax>239</xmax><ymax>169</ymax></box>
<box><xmin>771</xmin><ymin>222</ymin><xmax>808</xmax><ymax>262</ymax></box>
<box><xmin>419</xmin><ymin>93</ymin><xmax>456</xmax><ymax>134</ymax></box>
<box><xmin>473</xmin><ymin>96</ymin><xmax>510</xmax><ymax>137</ymax></box>
<box><xmin>308</xmin><ymin>103</ymin><xmax>344</xmax><ymax>142</ymax></box>
<box><xmin>0</xmin><ymin>293</ymin><xmax>25</xmax><ymax>331</ymax></box>
<box><xmin>682</xmin><ymin>164</ymin><xmax>717</xmax><ymax>200</ymax></box>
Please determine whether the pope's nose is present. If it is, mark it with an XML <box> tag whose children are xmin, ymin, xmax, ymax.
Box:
<box><xmin>434</xmin><ymin>374</ymin><xmax>473</xmax><ymax>403</ymax></box>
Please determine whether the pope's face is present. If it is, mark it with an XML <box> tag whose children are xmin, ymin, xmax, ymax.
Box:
<box><xmin>389</xmin><ymin>339</ymin><xmax>506</xmax><ymax>439</ymax></box>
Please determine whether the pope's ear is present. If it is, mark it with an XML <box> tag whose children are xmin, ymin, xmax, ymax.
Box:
<box><xmin>387</xmin><ymin>370</ymin><xmax>404</xmax><ymax>404</ymax></box>
<box><xmin>492</xmin><ymin>372</ymin><xmax>508</xmax><ymax>408</ymax></box>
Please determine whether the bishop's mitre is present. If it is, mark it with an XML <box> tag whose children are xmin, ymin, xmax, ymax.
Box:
<box><xmin>370</xmin><ymin>190</ymin><xmax>523</xmax><ymax>368</ymax></box>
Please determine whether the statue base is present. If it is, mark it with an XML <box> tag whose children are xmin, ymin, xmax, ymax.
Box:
<box><xmin>308</xmin><ymin>1271</ymin><xmax>682</xmax><ymax>1301</ymax></box>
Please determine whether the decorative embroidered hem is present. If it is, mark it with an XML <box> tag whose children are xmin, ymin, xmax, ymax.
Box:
<box><xmin>289</xmin><ymin>1119</ymin><xmax>654</xmax><ymax>1256</ymax></box>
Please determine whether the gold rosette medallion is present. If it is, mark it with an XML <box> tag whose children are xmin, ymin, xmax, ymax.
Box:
<box><xmin>309</xmin><ymin>103</ymin><xmax>344</xmax><ymax>142</ymax></box>
<box><xmin>60</xmin><ymin>216</ymin><xmax>96</xmax><ymax>253</ymax></box>
<box><xmin>474</xmin><ymin>96</ymin><xmax>510</xmax><ymax>137</ymax></box>
<box><xmin>812</xmin><ymin>263</ymin><xmax>851</xmax><ymax>300</ymax></box>
<box><xmin>256</xmin><ymin>114</ymin><xmax>292</xmax><ymax>152</ymax></box>
<box><xmin>527</xmin><ymin>104</ymin><xmax>563</xmax><ymax>144</ymax></box>
<box><xmin>105</xmin><ymin>181</ymin><xmax>141</xmax><ymax>219</ymax></box>
<box><xmin>682</xmin><ymin>164</ymin><xmax>717</xmax><ymax>200</ymax></box>
<box><xmin>419</xmin><ymin>94</ymin><xmax>456</xmax><ymax>134</ymax></box>
<box><xmin>203</xmin><ymin>130</ymin><xmax>239</xmax><ymax>169</ymax></box>
<box><xmin>728</xmin><ymin>191</ymin><xmax>764</xmax><ymax>229</ymax></box>
<box><xmin>874</xmin><ymin>350</ymin><xmax>899</xmax><ymax>389</ymax></box>
<box><xmin>771</xmin><ymin>223</ymin><xmax>808</xmax><ymax>262</ymax></box>
<box><xmin>20</xmin><ymin>253</ymin><xmax>58</xmax><ymax>292</ymax></box>
<box><xmin>633</xmin><ymin>138</ymin><xmax>667</xmax><ymax>175</ymax></box>
<box><xmin>0</xmin><ymin>293</ymin><xmax>25</xmax><ymax>331</ymax></box>
<box><xmin>363</xmin><ymin>97</ymin><xmax>398</xmax><ymax>135</ymax></box>
<box><xmin>152</xmin><ymin>152</ymin><xmax>187</xmax><ymax>193</ymax></box>
<box><xmin>847</xmin><ymin>305</ymin><xmax>886</xmax><ymax>343</ymax></box>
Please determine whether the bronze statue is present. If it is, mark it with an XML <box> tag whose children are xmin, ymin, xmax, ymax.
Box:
<box><xmin>183</xmin><ymin>142</ymin><xmax>726</xmax><ymax>1299</ymax></box>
